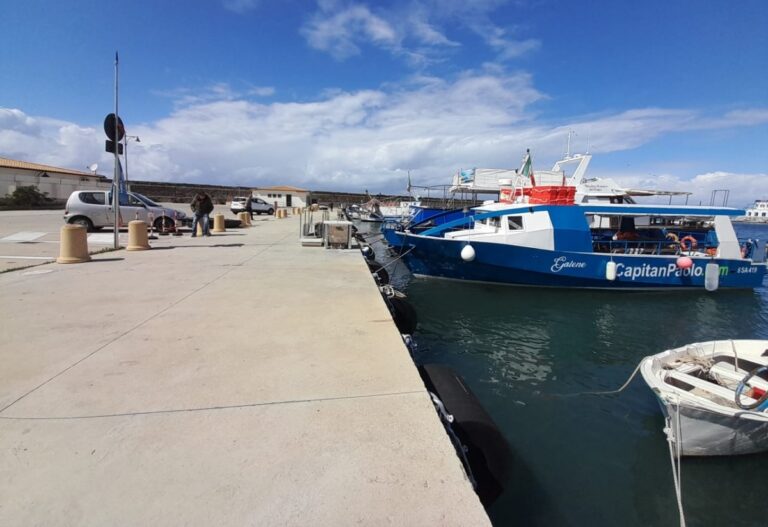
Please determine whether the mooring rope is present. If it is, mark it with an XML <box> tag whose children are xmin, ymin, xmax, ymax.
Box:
<box><xmin>547</xmin><ymin>361</ymin><xmax>644</xmax><ymax>398</ymax></box>
<box><xmin>379</xmin><ymin>246</ymin><xmax>414</xmax><ymax>271</ymax></box>
<box><xmin>665</xmin><ymin>396</ymin><xmax>687</xmax><ymax>527</ymax></box>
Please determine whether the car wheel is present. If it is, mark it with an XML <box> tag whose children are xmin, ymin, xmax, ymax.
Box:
<box><xmin>154</xmin><ymin>216</ymin><xmax>175</xmax><ymax>232</ymax></box>
<box><xmin>70</xmin><ymin>217</ymin><xmax>94</xmax><ymax>232</ymax></box>
<box><xmin>267</xmin><ymin>208</ymin><xmax>274</xmax><ymax>215</ymax></box>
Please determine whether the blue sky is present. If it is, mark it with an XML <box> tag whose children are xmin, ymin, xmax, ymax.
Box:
<box><xmin>1</xmin><ymin>0</ymin><xmax>767</xmax><ymax>205</ymax></box>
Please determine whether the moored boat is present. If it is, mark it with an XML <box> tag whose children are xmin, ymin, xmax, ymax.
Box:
<box><xmin>395</xmin><ymin>199</ymin><xmax>767</xmax><ymax>290</ymax></box>
<box><xmin>639</xmin><ymin>340</ymin><xmax>768</xmax><ymax>456</ymax></box>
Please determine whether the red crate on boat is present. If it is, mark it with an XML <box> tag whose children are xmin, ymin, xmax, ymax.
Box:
<box><xmin>558</xmin><ymin>186</ymin><xmax>576</xmax><ymax>204</ymax></box>
<box><xmin>529</xmin><ymin>186</ymin><xmax>576</xmax><ymax>205</ymax></box>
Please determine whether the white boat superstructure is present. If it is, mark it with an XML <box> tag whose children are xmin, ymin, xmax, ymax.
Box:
<box><xmin>450</xmin><ymin>152</ymin><xmax>691</xmax><ymax>205</ymax></box>
<box><xmin>640</xmin><ymin>340</ymin><xmax>768</xmax><ymax>456</ymax></box>
<box><xmin>740</xmin><ymin>200</ymin><xmax>768</xmax><ymax>222</ymax></box>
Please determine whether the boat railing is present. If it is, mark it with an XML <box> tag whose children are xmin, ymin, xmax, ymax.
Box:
<box><xmin>594</xmin><ymin>239</ymin><xmax>681</xmax><ymax>255</ymax></box>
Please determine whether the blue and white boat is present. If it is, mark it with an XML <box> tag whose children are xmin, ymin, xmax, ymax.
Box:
<box><xmin>395</xmin><ymin>199</ymin><xmax>767</xmax><ymax>290</ymax></box>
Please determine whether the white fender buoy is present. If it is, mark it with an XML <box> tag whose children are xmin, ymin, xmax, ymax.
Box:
<box><xmin>606</xmin><ymin>260</ymin><xmax>617</xmax><ymax>281</ymax></box>
<box><xmin>461</xmin><ymin>244</ymin><xmax>476</xmax><ymax>262</ymax></box>
<box><xmin>704</xmin><ymin>262</ymin><xmax>720</xmax><ymax>291</ymax></box>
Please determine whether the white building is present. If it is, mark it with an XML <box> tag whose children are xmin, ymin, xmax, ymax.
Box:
<box><xmin>251</xmin><ymin>185</ymin><xmax>309</xmax><ymax>209</ymax></box>
<box><xmin>0</xmin><ymin>157</ymin><xmax>109</xmax><ymax>200</ymax></box>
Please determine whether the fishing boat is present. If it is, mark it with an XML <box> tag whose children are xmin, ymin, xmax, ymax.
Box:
<box><xmin>394</xmin><ymin>196</ymin><xmax>767</xmax><ymax>290</ymax></box>
<box><xmin>639</xmin><ymin>340</ymin><xmax>768</xmax><ymax>456</ymax></box>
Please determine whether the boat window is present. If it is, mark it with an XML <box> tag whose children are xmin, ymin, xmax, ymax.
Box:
<box><xmin>507</xmin><ymin>216</ymin><xmax>523</xmax><ymax>230</ymax></box>
<box><xmin>487</xmin><ymin>217</ymin><xmax>501</xmax><ymax>228</ymax></box>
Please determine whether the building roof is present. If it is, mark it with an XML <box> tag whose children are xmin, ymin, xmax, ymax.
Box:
<box><xmin>255</xmin><ymin>185</ymin><xmax>309</xmax><ymax>193</ymax></box>
<box><xmin>0</xmin><ymin>156</ymin><xmax>98</xmax><ymax>178</ymax></box>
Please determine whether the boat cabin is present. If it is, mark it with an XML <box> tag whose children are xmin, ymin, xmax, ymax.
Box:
<box><xmin>426</xmin><ymin>203</ymin><xmax>763</xmax><ymax>261</ymax></box>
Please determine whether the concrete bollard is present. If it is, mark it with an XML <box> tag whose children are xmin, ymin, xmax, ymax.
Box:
<box><xmin>238</xmin><ymin>212</ymin><xmax>249</xmax><ymax>227</ymax></box>
<box><xmin>212</xmin><ymin>213</ymin><xmax>226</xmax><ymax>233</ymax></box>
<box><xmin>126</xmin><ymin>220</ymin><xmax>151</xmax><ymax>251</ymax></box>
<box><xmin>57</xmin><ymin>224</ymin><xmax>91</xmax><ymax>264</ymax></box>
<box><xmin>196</xmin><ymin>223</ymin><xmax>204</xmax><ymax>236</ymax></box>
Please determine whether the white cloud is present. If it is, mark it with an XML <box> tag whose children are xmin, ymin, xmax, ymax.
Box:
<box><xmin>593</xmin><ymin>170</ymin><xmax>768</xmax><ymax>209</ymax></box>
<box><xmin>300</xmin><ymin>1</ymin><xmax>537</xmax><ymax>66</ymax></box>
<box><xmin>222</xmin><ymin>0</ymin><xmax>261</xmax><ymax>14</ymax></box>
<box><xmin>302</xmin><ymin>5</ymin><xmax>399</xmax><ymax>60</ymax></box>
<box><xmin>152</xmin><ymin>82</ymin><xmax>275</xmax><ymax>108</ymax></box>
<box><xmin>1</xmin><ymin>71</ymin><xmax>767</xmax><ymax>205</ymax></box>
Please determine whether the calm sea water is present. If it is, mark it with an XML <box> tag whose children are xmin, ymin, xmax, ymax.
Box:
<box><xmin>362</xmin><ymin>221</ymin><xmax>768</xmax><ymax>527</ymax></box>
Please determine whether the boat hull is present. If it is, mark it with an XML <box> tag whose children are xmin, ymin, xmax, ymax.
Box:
<box><xmin>659</xmin><ymin>399</ymin><xmax>768</xmax><ymax>456</ymax></box>
<box><xmin>398</xmin><ymin>233</ymin><xmax>767</xmax><ymax>290</ymax></box>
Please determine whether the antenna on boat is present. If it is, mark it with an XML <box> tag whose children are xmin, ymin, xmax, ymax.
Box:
<box><xmin>565</xmin><ymin>129</ymin><xmax>576</xmax><ymax>158</ymax></box>
<box><xmin>586</xmin><ymin>128</ymin><xmax>591</xmax><ymax>154</ymax></box>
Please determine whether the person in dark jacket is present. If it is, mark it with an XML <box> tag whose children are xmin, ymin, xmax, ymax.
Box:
<box><xmin>245</xmin><ymin>195</ymin><xmax>254</xmax><ymax>219</ymax></box>
<box><xmin>191</xmin><ymin>192</ymin><xmax>214</xmax><ymax>236</ymax></box>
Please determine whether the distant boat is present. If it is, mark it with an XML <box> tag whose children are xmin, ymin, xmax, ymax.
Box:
<box><xmin>640</xmin><ymin>340</ymin><xmax>768</xmax><ymax>456</ymax></box>
<box><xmin>736</xmin><ymin>200</ymin><xmax>768</xmax><ymax>223</ymax></box>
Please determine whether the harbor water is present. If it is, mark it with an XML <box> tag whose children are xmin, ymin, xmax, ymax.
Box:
<box><xmin>364</xmin><ymin>221</ymin><xmax>768</xmax><ymax>527</ymax></box>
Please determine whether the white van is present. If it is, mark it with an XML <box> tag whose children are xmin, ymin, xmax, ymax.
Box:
<box><xmin>63</xmin><ymin>190</ymin><xmax>188</xmax><ymax>231</ymax></box>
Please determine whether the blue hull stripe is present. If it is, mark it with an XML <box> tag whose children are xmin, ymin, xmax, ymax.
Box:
<box><xmin>398</xmin><ymin>233</ymin><xmax>766</xmax><ymax>290</ymax></box>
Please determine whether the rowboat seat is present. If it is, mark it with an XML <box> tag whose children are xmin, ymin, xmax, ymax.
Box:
<box><xmin>664</xmin><ymin>370</ymin><xmax>757</xmax><ymax>408</ymax></box>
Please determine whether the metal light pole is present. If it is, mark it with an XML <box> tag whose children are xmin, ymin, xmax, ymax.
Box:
<box><xmin>124</xmin><ymin>135</ymin><xmax>140</xmax><ymax>192</ymax></box>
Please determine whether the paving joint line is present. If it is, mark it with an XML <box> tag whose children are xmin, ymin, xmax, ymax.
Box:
<box><xmin>0</xmin><ymin>390</ymin><xmax>425</xmax><ymax>421</ymax></box>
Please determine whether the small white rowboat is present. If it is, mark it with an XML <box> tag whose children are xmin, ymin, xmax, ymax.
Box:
<box><xmin>640</xmin><ymin>340</ymin><xmax>768</xmax><ymax>456</ymax></box>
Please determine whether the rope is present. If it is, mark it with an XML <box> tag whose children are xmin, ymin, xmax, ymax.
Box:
<box><xmin>665</xmin><ymin>396</ymin><xmax>687</xmax><ymax>527</ymax></box>
<box><xmin>379</xmin><ymin>247</ymin><xmax>414</xmax><ymax>271</ymax></box>
<box><xmin>548</xmin><ymin>361</ymin><xmax>643</xmax><ymax>398</ymax></box>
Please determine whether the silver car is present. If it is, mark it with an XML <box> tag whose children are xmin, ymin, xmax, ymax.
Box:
<box><xmin>63</xmin><ymin>190</ymin><xmax>187</xmax><ymax>231</ymax></box>
<box><xmin>230</xmin><ymin>196</ymin><xmax>274</xmax><ymax>216</ymax></box>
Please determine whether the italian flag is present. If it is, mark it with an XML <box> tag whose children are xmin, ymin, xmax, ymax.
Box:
<box><xmin>521</xmin><ymin>149</ymin><xmax>535</xmax><ymax>186</ymax></box>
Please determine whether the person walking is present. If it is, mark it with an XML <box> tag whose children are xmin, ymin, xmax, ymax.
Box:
<box><xmin>191</xmin><ymin>191</ymin><xmax>214</xmax><ymax>237</ymax></box>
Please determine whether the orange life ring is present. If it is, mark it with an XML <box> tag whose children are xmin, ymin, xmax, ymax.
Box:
<box><xmin>679</xmin><ymin>235</ymin><xmax>697</xmax><ymax>252</ymax></box>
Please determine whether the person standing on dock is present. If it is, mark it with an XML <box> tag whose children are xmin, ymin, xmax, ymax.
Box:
<box><xmin>245</xmin><ymin>195</ymin><xmax>254</xmax><ymax>220</ymax></box>
<box><xmin>191</xmin><ymin>191</ymin><xmax>214</xmax><ymax>237</ymax></box>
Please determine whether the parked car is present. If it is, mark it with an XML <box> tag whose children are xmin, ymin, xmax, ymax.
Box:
<box><xmin>230</xmin><ymin>196</ymin><xmax>275</xmax><ymax>216</ymax></box>
<box><xmin>63</xmin><ymin>190</ymin><xmax>188</xmax><ymax>232</ymax></box>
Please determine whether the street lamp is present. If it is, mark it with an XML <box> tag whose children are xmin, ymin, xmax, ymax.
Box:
<box><xmin>123</xmin><ymin>135</ymin><xmax>140</xmax><ymax>192</ymax></box>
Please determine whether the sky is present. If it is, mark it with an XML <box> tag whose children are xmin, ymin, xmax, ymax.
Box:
<box><xmin>1</xmin><ymin>0</ymin><xmax>767</xmax><ymax>206</ymax></box>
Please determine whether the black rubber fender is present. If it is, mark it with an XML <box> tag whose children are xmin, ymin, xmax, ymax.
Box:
<box><xmin>418</xmin><ymin>364</ymin><xmax>512</xmax><ymax>506</ymax></box>
<box><xmin>361</xmin><ymin>245</ymin><xmax>376</xmax><ymax>261</ymax></box>
<box><xmin>388</xmin><ymin>296</ymin><xmax>417</xmax><ymax>334</ymax></box>
<box><xmin>366</xmin><ymin>261</ymin><xmax>389</xmax><ymax>284</ymax></box>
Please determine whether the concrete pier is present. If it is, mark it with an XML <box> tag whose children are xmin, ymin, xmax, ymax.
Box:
<box><xmin>0</xmin><ymin>216</ymin><xmax>491</xmax><ymax>526</ymax></box>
